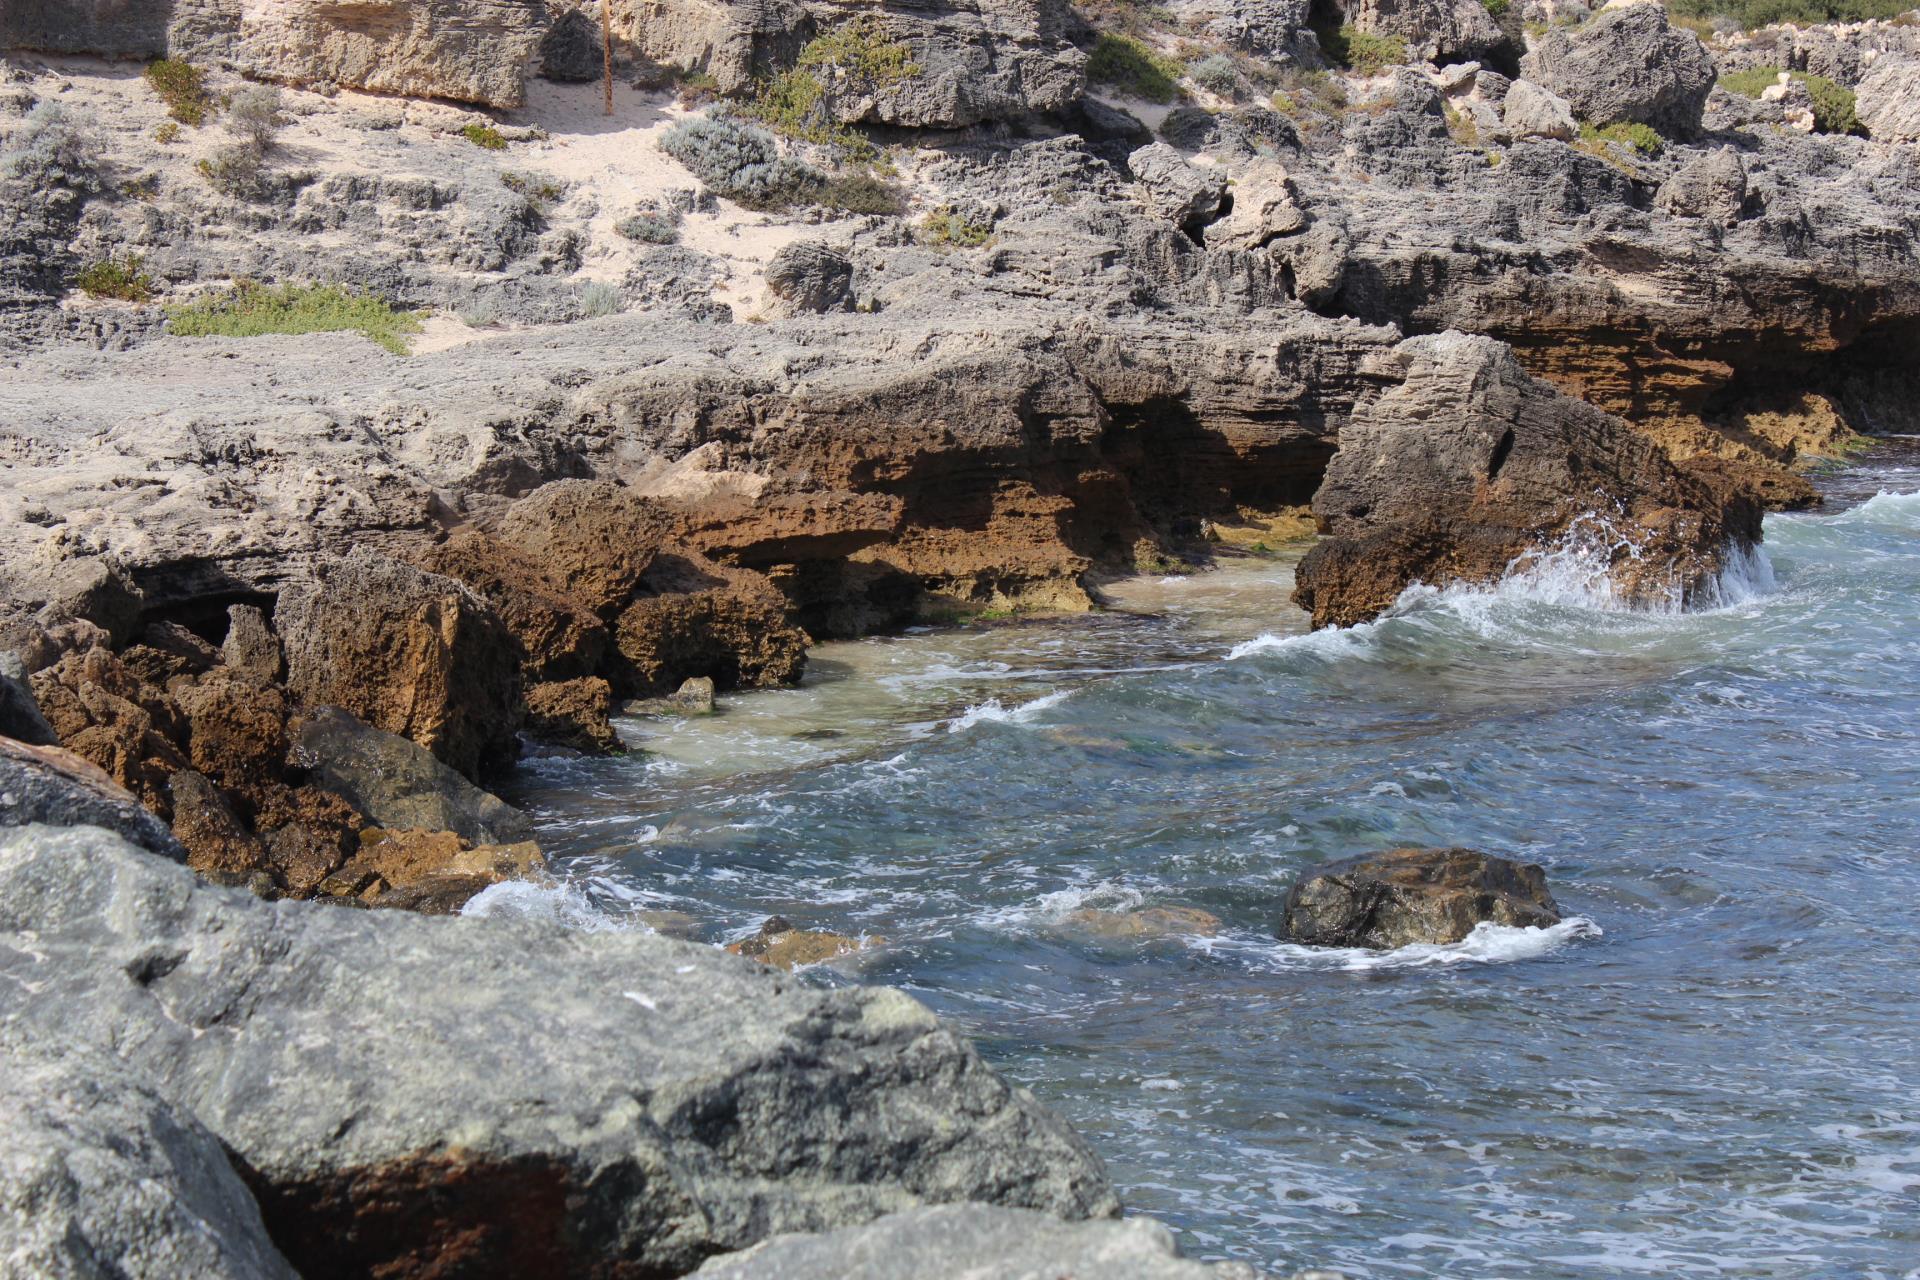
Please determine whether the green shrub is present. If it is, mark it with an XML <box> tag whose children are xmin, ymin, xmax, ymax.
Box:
<box><xmin>153</xmin><ymin>120</ymin><xmax>181</xmax><ymax>145</ymax></box>
<box><xmin>224</xmin><ymin>85</ymin><xmax>282</xmax><ymax>152</ymax></box>
<box><xmin>1482</xmin><ymin>0</ymin><xmax>1511</xmax><ymax>14</ymax></box>
<box><xmin>4</xmin><ymin>102</ymin><xmax>100</xmax><ymax>190</ymax></box>
<box><xmin>821</xmin><ymin>172</ymin><xmax>904</xmax><ymax>215</ymax></box>
<box><xmin>1086</xmin><ymin>33</ymin><xmax>1185</xmax><ymax>103</ymax></box>
<box><xmin>615</xmin><ymin>208</ymin><xmax>682</xmax><ymax>243</ymax></box>
<box><xmin>145</xmin><ymin>59</ymin><xmax>210</xmax><ymax>126</ymax></box>
<box><xmin>196</xmin><ymin>142</ymin><xmax>268</xmax><ymax>197</ymax></box>
<box><xmin>578</xmin><ymin>282</ymin><xmax>622</xmax><ymax>318</ymax></box>
<box><xmin>1668</xmin><ymin>0</ymin><xmax>1910</xmax><ymax>31</ymax></box>
<box><xmin>501</xmin><ymin>170</ymin><xmax>567</xmax><ymax>203</ymax></box>
<box><xmin>166</xmin><ymin>281</ymin><xmax>423</xmax><ymax>354</ymax></box>
<box><xmin>919</xmin><ymin>206</ymin><xmax>994</xmax><ymax>248</ymax></box>
<box><xmin>75</xmin><ymin>254</ymin><xmax>153</xmax><ymax>302</ymax></box>
<box><xmin>797</xmin><ymin>18</ymin><xmax>919</xmax><ymax>86</ymax></box>
<box><xmin>1719</xmin><ymin>66</ymin><xmax>1857</xmax><ymax>133</ymax></box>
<box><xmin>462</xmin><ymin>123</ymin><xmax>508</xmax><ymax>150</ymax></box>
<box><xmin>659</xmin><ymin>111</ymin><xmax>824</xmax><ymax>211</ymax></box>
<box><xmin>1578</xmin><ymin>119</ymin><xmax>1664</xmax><ymax>158</ymax></box>
<box><xmin>1187</xmin><ymin>53</ymin><xmax>1241</xmax><ymax>99</ymax></box>
<box><xmin>1316</xmin><ymin>24</ymin><xmax>1408</xmax><ymax>74</ymax></box>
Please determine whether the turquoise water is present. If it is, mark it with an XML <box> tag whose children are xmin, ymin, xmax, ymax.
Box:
<box><xmin>488</xmin><ymin>447</ymin><xmax>1920</xmax><ymax>1278</ymax></box>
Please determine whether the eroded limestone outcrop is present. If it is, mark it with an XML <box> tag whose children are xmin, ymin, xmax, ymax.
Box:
<box><xmin>1519</xmin><ymin>4</ymin><xmax>1715</xmax><ymax>136</ymax></box>
<box><xmin>1292</xmin><ymin>333</ymin><xmax>1760</xmax><ymax>629</ymax></box>
<box><xmin>0</xmin><ymin>824</ymin><xmax>1121</xmax><ymax>1277</ymax></box>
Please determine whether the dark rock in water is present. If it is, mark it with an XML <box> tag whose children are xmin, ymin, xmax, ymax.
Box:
<box><xmin>540</xmin><ymin>7</ymin><xmax>602</xmax><ymax>82</ymax></box>
<box><xmin>0</xmin><ymin>1028</ymin><xmax>299</xmax><ymax>1280</ymax></box>
<box><xmin>0</xmin><ymin>651</ymin><xmax>57</xmax><ymax>745</ymax></box>
<box><xmin>1281</xmin><ymin>847</ymin><xmax>1561</xmax><ymax>949</ymax></box>
<box><xmin>275</xmin><ymin>548</ymin><xmax>523</xmax><ymax>779</ymax></box>
<box><xmin>0</xmin><ymin>735</ymin><xmax>184</xmax><ymax>858</ymax></box>
<box><xmin>726</xmin><ymin>914</ymin><xmax>881</xmax><ymax>970</ymax></box>
<box><xmin>626</xmin><ymin>674</ymin><xmax>719</xmax><ymax>717</ymax></box>
<box><xmin>0</xmin><ymin>825</ymin><xmax>1117</xmax><ymax>1277</ymax></box>
<box><xmin>692</xmin><ymin>1202</ymin><xmax>1264</xmax><ymax>1278</ymax></box>
<box><xmin>1293</xmin><ymin>333</ymin><xmax>1763</xmax><ymax>629</ymax></box>
<box><xmin>291</xmin><ymin>707</ymin><xmax>533</xmax><ymax>846</ymax></box>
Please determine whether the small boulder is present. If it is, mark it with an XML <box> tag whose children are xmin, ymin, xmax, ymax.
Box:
<box><xmin>1502</xmin><ymin>78</ymin><xmax>1577</xmax><ymax>141</ymax></box>
<box><xmin>275</xmin><ymin>548</ymin><xmax>523</xmax><ymax>778</ymax></box>
<box><xmin>0</xmin><ymin>1029</ymin><xmax>299</xmax><ymax>1280</ymax></box>
<box><xmin>1520</xmin><ymin>3</ymin><xmax>1715</xmax><ymax>137</ymax></box>
<box><xmin>0</xmin><ymin>651</ymin><xmax>57</xmax><ymax>746</ymax></box>
<box><xmin>1281</xmin><ymin>847</ymin><xmax>1561</xmax><ymax>949</ymax></box>
<box><xmin>765</xmin><ymin>241</ymin><xmax>855</xmax><ymax>317</ymax></box>
<box><xmin>291</xmin><ymin>707</ymin><xmax>532</xmax><ymax>845</ymax></box>
<box><xmin>493</xmin><ymin>479</ymin><xmax>671</xmax><ymax>616</ymax></box>
<box><xmin>322</xmin><ymin>826</ymin><xmax>546</xmax><ymax>914</ymax></box>
<box><xmin>1205</xmin><ymin>163</ymin><xmax>1307</xmax><ymax>252</ymax></box>
<box><xmin>1127</xmin><ymin>143</ymin><xmax>1230</xmax><ymax>238</ymax></box>
<box><xmin>1857</xmin><ymin>58</ymin><xmax>1920</xmax><ymax>143</ymax></box>
<box><xmin>416</xmin><ymin>530</ymin><xmax>610</xmax><ymax>682</ymax></box>
<box><xmin>23</xmin><ymin>555</ymin><xmax>144</xmax><ymax>647</ymax></box>
<box><xmin>726</xmin><ymin>915</ymin><xmax>881</xmax><ymax>971</ymax></box>
<box><xmin>624</xmin><ymin>675</ymin><xmax>718</xmax><ymax>717</ymax></box>
<box><xmin>221</xmin><ymin>604</ymin><xmax>284</xmax><ymax>683</ymax></box>
<box><xmin>1060</xmin><ymin>906</ymin><xmax>1223</xmax><ymax>938</ymax></box>
<box><xmin>1656</xmin><ymin>146</ymin><xmax>1747</xmax><ymax>226</ymax></box>
<box><xmin>0</xmin><ymin>736</ymin><xmax>184</xmax><ymax>858</ymax></box>
<box><xmin>613</xmin><ymin>556</ymin><xmax>808</xmax><ymax>696</ymax></box>
<box><xmin>524</xmin><ymin>677</ymin><xmax>620</xmax><ymax>753</ymax></box>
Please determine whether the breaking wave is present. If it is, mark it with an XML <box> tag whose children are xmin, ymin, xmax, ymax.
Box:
<box><xmin>1198</xmin><ymin>917</ymin><xmax>1604</xmax><ymax>973</ymax></box>
<box><xmin>946</xmin><ymin>688</ymin><xmax>1073</xmax><ymax>732</ymax></box>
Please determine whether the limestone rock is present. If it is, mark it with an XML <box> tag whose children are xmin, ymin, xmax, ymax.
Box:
<box><xmin>1656</xmin><ymin>146</ymin><xmax>1747</xmax><ymax>225</ymax></box>
<box><xmin>1344</xmin><ymin>0</ymin><xmax>1505</xmax><ymax>65</ymax></box>
<box><xmin>1128</xmin><ymin>143</ymin><xmax>1230</xmax><ymax>238</ymax></box>
<box><xmin>0</xmin><ymin>824</ymin><xmax>1120</xmax><ymax>1277</ymax></box>
<box><xmin>28</xmin><ymin>647</ymin><xmax>187</xmax><ymax>816</ymax></box>
<box><xmin>1858</xmin><ymin>58</ymin><xmax>1920</xmax><ymax>143</ymax></box>
<box><xmin>0</xmin><ymin>1029</ymin><xmax>298</xmax><ymax>1280</ymax></box>
<box><xmin>323</xmin><ymin>826</ymin><xmax>546</xmax><ymax>913</ymax></box>
<box><xmin>541</xmin><ymin>6</ymin><xmax>604</xmax><ymax>82</ymax></box>
<box><xmin>1501</xmin><ymin>78</ymin><xmax>1577</xmax><ymax>142</ymax></box>
<box><xmin>0</xmin><ymin>0</ymin><xmax>236</xmax><ymax>59</ymax></box>
<box><xmin>167</xmin><ymin>769</ymin><xmax>273</xmax><ymax>885</ymax></box>
<box><xmin>221</xmin><ymin>604</ymin><xmax>284</xmax><ymax>684</ymax></box>
<box><xmin>171</xmin><ymin>668</ymin><xmax>289</xmax><ymax>793</ymax></box>
<box><xmin>1206</xmin><ymin>164</ymin><xmax>1307</xmax><ymax>252</ymax></box>
<box><xmin>523</xmin><ymin>676</ymin><xmax>620</xmax><ymax>753</ymax></box>
<box><xmin>1060</xmin><ymin>906</ymin><xmax>1223</xmax><ymax>939</ymax></box>
<box><xmin>1192</xmin><ymin>0</ymin><xmax>1316</xmax><ymax>63</ymax></box>
<box><xmin>766</xmin><ymin>240</ymin><xmax>855</xmax><ymax>316</ymax></box>
<box><xmin>0</xmin><ymin>651</ymin><xmax>56</xmax><ymax>746</ymax></box>
<box><xmin>626</xmin><ymin>674</ymin><xmax>719</xmax><ymax>716</ymax></box>
<box><xmin>0</xmin><ymin>736</ymin><xmax>183</xmax><ymax>858</ymax></box>
<box><xmin>19</xmin><ymin>555</ymin><xmax>143</xmax><ymax>647</ymax></box>
<box><xmin>290</xmin><ymin>707</ymin><xmax>532</xmax><ymax>845</ymax></box>
<box><xmin>494</xmin><ymin>479</ymin><xmax>670</xmax><ymax>617</ymax></box>
<box><xmin>234</xmin><ymin>0</ymin><xmax>549</xmax><ymax>109</ymax></box>
<box><xmin>1293</xmin><ymin>333</ymin><xmax>1762</xmax><ymax>629</ymax></box>
<box><xmin>694</xmin><ymin>1202</ymin><xmax>1264</xmax><ymax>1278</ymax></box>
<box><xmin>614</xmin><ymin>555</ymin><xmax>809</xmax><ymax>696</ymax></box>
<box><xmin>726</xmin><ymin>914</ymin><xmax>879</xmax><ymax>970</ymax></box>
<box><xmin>1281</xmin><ymin>846</ymin><xmax>1562</xmax><ymax>948</ymax></box>
<box><xmin>415</xmin><ymin>530</ymin><xmax>610</xmax><ymax>682</ymax></box>
<box><xmin>1520</xmin><ymin>3</ymin><xmax>1715</xmax><ymax>137</ymax></box>
<box><xmin>275</xmin><ymin>549</ymin><xmax>523</xmax><ymax>779</ymax></box>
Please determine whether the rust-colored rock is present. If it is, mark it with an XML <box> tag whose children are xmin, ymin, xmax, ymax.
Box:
<box><xmin>169</xmin><ymin>769</ymin><xmax>272</xmax><ymax>886</ymax></box>
<box><xmin>726</xmin><ymin>916</ymin><xmax>881</xmax><ymax>971</ymax></box>
<box><xmin>415</xmin><ymin>530</ymin><xmax>608</xmax><ymax>682</ymax></box>
<box><xmin>29</xmin><ymin>647</ymin><xmax>187</xmax><ymax>816</ymax></box>
<box><xmin>172</xmin><ymin>669</ymin><xmax>290</xmax><ymax>792</ymax></box>
<box><xmin>275</xmin><ymin>549</ymin><xmax>522</xmax><ymax>779</ymax></box>
<box><xmin>321</xmin><ymin>826</ymin><xmax>546</xmax><ymax>914</ymax></box>
<box><xmin>1060</xmin><ymin>906</ymin><xmax>1222</xmax><ymax>939</ymax></box>
<box><xmin>493</xmin><ymin>480</ymin><xmax>671</xmax><ymax>617</ymax></box>
<box><xmin>614</xmin><ymin>555</ymin><xmax>809</xmax><ymax>697</ymax></box>
<box><xmin>1294</xmin><ymin>334</ymin><xmax>1762</xmax><ymax>629</ymax></box>
<box><xmin>523</xmin><ymin>678</ymin><xmax>619</xmax><ymax>754</ymax></box>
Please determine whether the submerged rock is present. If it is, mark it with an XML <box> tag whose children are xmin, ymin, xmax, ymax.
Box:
<box><xmin>0</xmin><ymin>1029</ymin><xmax>298</xmax><ymax>1280</ymax></box>
<box><xmin>727</xmin><ymin>914</ymin><xmax>881</xmax><ymax>970</ymax></box>
<box><xmin>0</xmin><ymin>825</ymin><xmax>1116</xmax><ymax>1276</ymax></box>
<box><xmin>1061</xmin><ymin>905</ymin><xmax>1223</xmax><ymax>939</ymax></box>
<box><xmin>1292</xmin><ymin>333</ymin><xmax>1762</xmax><ymax>629</ymax></box>
<box><xmin>1281</xmin><ymin>847</ymin><xmax>1562</xmax><ymax>949</ymax></box>
<box><xmin>693</xmin><ymin>1202</ymin><xmax>1264</xmax><ymax>1278</ymax></box>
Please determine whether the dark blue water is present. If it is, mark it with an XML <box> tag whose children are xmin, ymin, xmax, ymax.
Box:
<box><xmin>488</xmin><ymin>448</ymin><xmax>1920</xmax><ymax>1278</ymax></box>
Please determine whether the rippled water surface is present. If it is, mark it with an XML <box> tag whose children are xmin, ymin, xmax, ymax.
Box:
<box><xmin>492</xmin><ymin>446</ymin><xmax>1920</xmax><ymax>1278</ymax></box>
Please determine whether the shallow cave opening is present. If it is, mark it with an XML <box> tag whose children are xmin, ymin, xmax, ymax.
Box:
<box><xmin>140</xmin><ymin>590</ymin><xmax>278</xmax><ymax>647</ymax></box>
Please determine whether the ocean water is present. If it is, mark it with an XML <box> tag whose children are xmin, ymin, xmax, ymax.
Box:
<box><xmin>486</xmin><ymin>445</ymin><xmax>1920</xmax><ymax>1279</ymax></box>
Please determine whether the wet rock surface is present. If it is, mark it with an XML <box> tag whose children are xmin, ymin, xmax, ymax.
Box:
<box><xmin>725</xmin><ymin>914</ymin><xmax>881</xmax><ymax>969</ymax></box>
<box><xmin>1281</xmin><ymin>847</ymin><xmax>1562</xmax><ymax>949</ymax></box>
<box><xmin>0</xmin><ymin>823</ymin><xmax>1120</xmax><ymax>1277</ymax></box>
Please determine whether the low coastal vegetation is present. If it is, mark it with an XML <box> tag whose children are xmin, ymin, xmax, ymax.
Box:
<box><xmin>1670</xmin><ymin>0</ymin><xmax>1914</xmax><ymax>28</ymax></box>
<box><xmin>1087</xmin><ymin>33</ymin><xmax>1185</xmax><ymax>103</ymax></box>
<box><xmin>919</xmin><ymin>206</ymin><xmax>995</xmax><ymax>248</ymax></box>
<box><xmin>4</xmin><ymin>101</ymin><xmax>99</xmax><ymax>189</ymax></box>
<box><xmin>1718</xmin><ymin>66</ymin><xmax>1860</xmax><ymax>133</ymax></box>
<box><xmin>461</xmin><ymin>122</ymin><xmax>507</xmax><ymax>150</ymax></box>
<box><xmin>616</xmin><ymin>207</ymin><xmax>682</xmax><ymax>244</ymax></box>
<box><xmin>1578</xmin><ymin>119</ymin><xmax>1664</xmax><ymax>160</ymax></box>
<box><xmin>143</xmin><ymin>58</ymin><xmax>210</xmax><ymax>125</ymax></box>
<box><xmin>661</xmin><ymin>110</ymin><xmax>824</xmax><ymax>210</ymax></box>
<box><xmin>166</xmin><ymin>281</ymin><xmax>423</xmax><ymax>353</ymax></box>
<box><xmin>1313</xmin><ymin>22</ymin><xmax>1410</xmax><ymax>74</ymax></box>
<box><xmin>74</xmin><ymin>254</ymin><xmax>153</xmax><ymax>302</ymax></box>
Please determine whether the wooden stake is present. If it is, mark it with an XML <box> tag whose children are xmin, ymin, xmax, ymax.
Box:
<box><xmin>601</xmin><ymin>0</ymin><xmax>614</xmax><ymax>116</ymax></box>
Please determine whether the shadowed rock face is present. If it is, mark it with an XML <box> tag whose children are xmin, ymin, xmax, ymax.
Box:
<box><xmin>1281</xmin><ymin>847</ymin><xmax>1562</xmax><ymax>949</ymax></box>
<box><xmin>1292</xmin><ymin>332</ymin><xmax>1761</xmax><ymax>629</ymax></box>
<box><xmin>0</xmin><ymin>1029</ymin><xmax>298</xmax><ymax>1280</ymax></box>
<box><xmin>0</xmin><ymin>824</ymin><xmax>1120</xmax><ymax>1278</ymax></box>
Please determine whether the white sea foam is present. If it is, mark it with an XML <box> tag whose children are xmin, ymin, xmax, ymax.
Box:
<box><xmin>946</xmin><ymin>687</ymin><xmax>1073</xmax><ymax>732</ymax></box>
<box><xmin>977</xmin><ymin>879</ymin><xmax>1146</xmax><ymax>930</ymax></box>
<box><xmin>1197</xmin><ymin>916</ymin><xmax>1603</xmax><ymax>972</ymax></box>
<box><xmin>460</xmin><ymin>878</ymin><xmax>647</xmax><ymax>932</ymax></box>
<box><xmin>1834</xmin><ymin>487</ymin><xmax>1920</xmax><ymax>529</ymax></box>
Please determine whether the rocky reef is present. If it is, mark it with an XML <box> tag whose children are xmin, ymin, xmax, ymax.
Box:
<box><xmin>3</xmin><ymin>0</ymin><xmax>1919</xmax><ymax>1271</ymax></box>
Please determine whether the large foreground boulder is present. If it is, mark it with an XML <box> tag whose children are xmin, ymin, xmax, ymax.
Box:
<box><xmin>0</xmin><ymin>825</ymin><xmax>1118</xmax><ymax>1278</ymax></box>
<box><xmin>1520</xmin><ymin>3</ymin><xmax>1715</xmax><ymax>137</ymax></box>
<box><xmin>0</xmin><ymin>1030</ymin><xmax>298</xmax><ymax>1280</ymax></box>
<box><xmin>275</xmin><ymin>548</ymin><xmax>522</xmax><ymax>779</ymax></box>
<box><xmin>1281</xmin><ymin>847</ymin><xmax>1562</xmax><ymax>949</ymax></box>
<box><xmin>1293</xmin><ymin>333</ymin><xmax>1760</xmax><ymax>629</ymax></box>
<box><xmin>694</xmin><ymin>1203</ymin><xmax>1264</xmax><ymax>1278</ymax></box>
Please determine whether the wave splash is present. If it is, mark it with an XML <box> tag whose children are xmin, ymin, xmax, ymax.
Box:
<box><xmin>1203</xmin><ymin>916</ymin><xmax>1604</xmax><ymax>972</ymax></box>
<box><xmin>947</xmin><ymin>688</ymin><xmax>1073</xmax><ymax>733</ymax></box>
